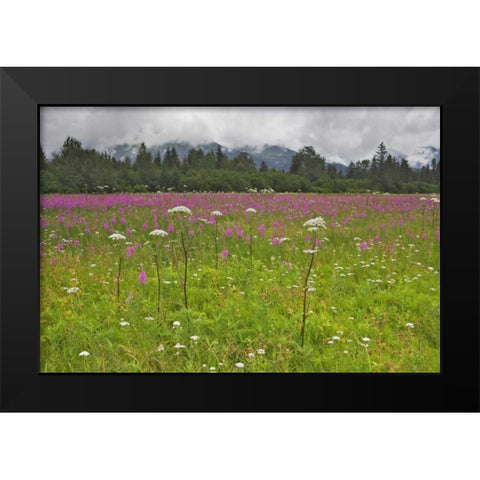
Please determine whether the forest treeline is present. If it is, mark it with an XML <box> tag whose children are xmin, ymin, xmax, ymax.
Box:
<box><xmin>40</xmin><ymin>137</ymin><xmax>440</xmax><ymax>194</ymax></box>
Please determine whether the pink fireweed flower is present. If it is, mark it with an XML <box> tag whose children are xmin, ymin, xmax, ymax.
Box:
<box><xmin>57</xmin><ymin>244</ymin><xmax>64</xmax><ymax>250</ymax></box>
<box><xmin>360</xmin><ymin>242</ymin><xmax>368</xmax><ymax>250</ymax></box>
<box><xmin>221</xmin><ymin>249</ymin><xmax>229</xmax><ymax>258</ymax></box>
<box><xmin>138</xmin><ymin>271</ymin><xmax>148</xmax><ymax>284</ymax></box>
<box><xmin>225</xmin><ymin>227</ymin><xmax>232</xmax><ymax>237</ymax></box>
<box><xmin>126</xmin><ymin>246</ymin><xmax>136</xmax><ymax>257</ymax></box>
<box><xmin>188</xmin><ymin>230</ymin><xmax>194</xmax><ymax>236</ymax></box>
<box><xmin>168</xmin><ymin>224</ymin><xmax>174</xmax><ymax>233</ymax></box>
<box><xmin>84</xmin><ymin>228</ymin><xmax>90</xmax><ymax>234</ymax></box>
<box><xmin>142</xmin><ymin>223</ymin><xmax>148</xmax><ymax>230</ymax></box>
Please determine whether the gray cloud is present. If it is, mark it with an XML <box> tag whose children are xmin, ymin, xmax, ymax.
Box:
<box><xmin>40</xmin><ymin>106</ymin><xmax>440</xmax><ymax>165</ymax></box>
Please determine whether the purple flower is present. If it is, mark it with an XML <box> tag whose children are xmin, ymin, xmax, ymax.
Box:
<box><xmin>221</xmin><ymin>249</ymin><xmax>229</xmax><ymax>258</ymax></box>
<box><xmin>168</xmin><ymin>224</ymin><xmax>174</xmax><ymax>233</ymax></box>
<box><xmin>138</xmin><ymin>271</ymin><xmax>148</xmax><ymax>284</ymax></box>
<box><xmin>360</xmin><ymin>242</ymin><xmax>368</xmax><ymax>250</ymax></box>
<box><xmin>126</xmin><ymin>246</ymin><xmax>136</xmax><ymax>258</ymax></box>
<box><xmin>57</xmin><ymin>244</ymin><xmax>64</xmax><ymax>250</ymax></box>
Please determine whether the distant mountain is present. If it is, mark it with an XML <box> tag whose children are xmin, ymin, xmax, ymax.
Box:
<box><xmin>385</xmin><ymin>146</ymin><xmax>440</xmax><ymax>169</ymax></box>
<box><xmin>51</xmin><ymin>141</ymin><xmax>439</xmax><ymax>174</ymax></box>
<box><xmin>406</xmin><ymin>146</ymin><xmax>440</xmax><ymax>169</ymax></box>
<box><xmin>225</xmin><ymin>144</ymin><xmax>298</xmax><ymax>171</ymax></box>
<box><xmin>105</xmin><ymin>142</ymin><xmax>299</xmax><ymax>172</ymax></box>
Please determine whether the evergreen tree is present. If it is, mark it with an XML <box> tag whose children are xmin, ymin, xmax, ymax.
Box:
<box><xmin>61</xmin><ymin>136</ymin><xmax>82</xmax><ymax>157</ymax></box>
<box><xmin>163</xmin><ymin>146</ymin><xmax>181</xmax><ymax>169</ymax></box>
<box><xmin>259</xmin><ymin>160</ymin><xmax>269</xmax><ymax>172</ymax></box>
<box><xmin>39</xmin><ymin>144</ymin><xmax>47</xmax><ymax>170</ymax></box>
<box><xmin>376</xmin><ymin>141</ymin><xmax>388</xmax><ymax>163</ymax></box>
<box><xmin>154</xmin><ymin>150</ymin><xmax>162</xmax><ymax>167</ymax></box>
<box><xmin>232</xmin><ymin>152</ymin><xmax>257</xmax><ymax>172</ymax></box>
<box><xmin>134</xmin><ymin>142</ymin><xmax>153</xmax><ymax>170</ymax></box>
<box><xmin>289</xmin><ymin>146</ymin><xmax>326</xmax><ymax>182</ymax></box>
<box><xmin>215</xmin><ymin>144</ymin><xmax>229</xmax><ymax>169</ymax></box>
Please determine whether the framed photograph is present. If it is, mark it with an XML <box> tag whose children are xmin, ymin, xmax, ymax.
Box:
<box><xmin>1</xmin><ymin>67</ymin><xmax>478</xmax><ymax>411</ymax></box>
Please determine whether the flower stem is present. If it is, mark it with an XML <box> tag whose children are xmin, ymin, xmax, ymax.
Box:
<box><xmin>154</xmin><ymin>252</ymin><xmax>161</xmax><ymax>315</ymax></box>
<box><xmin>215</xmin><ymin>222</ymin><xmax>218</xmax><ymax>269</ymax></box>
<box><xmin>116</xmin><ymin>256</ymin><xmax>122</xmax><ymax>304</ymax></box>
<box><xmin>300</xmin><ymin>233</ymin><xmax>317</xmax><ymax>348</ymax></box>
<box><xmin>180</xmin><ymin>229</ymin><xmax>188</xmax><ymax>309</ymax></box>
<box><xmin>249</xmin><ymin>223</ymin><xmax>253</xmax><ymax>266</ymax></box>
<box><xmin>301</xmin><ymin>252</ymin><xmax>315</xmax><ymax>348</ymax></box>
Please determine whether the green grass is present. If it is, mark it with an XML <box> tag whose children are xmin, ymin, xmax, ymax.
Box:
<box><xmin>40</xmin><ymin>193</ymin><xmax>440</xmax><ymax>372</ymax></box>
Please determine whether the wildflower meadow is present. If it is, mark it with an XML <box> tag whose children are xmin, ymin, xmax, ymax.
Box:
<box><xmin>40</xmin><ymin>192</ymin><xmax>440</xmax><ymax>372</ymax></box>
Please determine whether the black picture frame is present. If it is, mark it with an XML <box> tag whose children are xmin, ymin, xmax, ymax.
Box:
<box><xmin>1</xmin><ymin>67</ymin><xmax>478</xmax><ymax>412</ymax></box>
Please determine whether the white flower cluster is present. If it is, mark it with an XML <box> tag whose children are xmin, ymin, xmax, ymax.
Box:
<box><xmin>303</xmin><ymin>216</ymin><xmax>327</xmax><ymax>229</ymax></box>
<box><xmin>245</xmin><ymin>208</ymin><xmax>257</xmax><ymax>214</ymax></box>
<box><xmin>66</xmin><ymin>287</ymin><xmax>80</xmax><ymax>294</ymax></box>
<box><xmin>210</xmin><ymin>210</ymin><xmax>223</xmax><ymax>216</ymax></box>
<box><xmin>108</xmin><ymin>233</ymin><xmax>126</xmax><ymax>240</ymax></box>
<box><xmin>149</xmin><ymin>229</ymin><xmax>168</xmax><ymax>237</ymax></box>
<box><xmin>168</xmin><ymin>206</ymin><xmax>192</xmax><ymax>215</ymax></box>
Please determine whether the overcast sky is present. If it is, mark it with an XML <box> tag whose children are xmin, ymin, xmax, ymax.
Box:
<box><xmin>40</xmin><ymin>106</ymin><xmax>440</xmax><ymax>165</ymax></box>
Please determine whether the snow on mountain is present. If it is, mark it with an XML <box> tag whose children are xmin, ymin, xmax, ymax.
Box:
<box><xmin>99</xmin><ymin>141</ymin><xmax>440</xmax><ymax>173</ymax></box>
<box><xmin>407</xmin><ymin>146</ymin><xmax>440</xmax><ymax>169</ymax></box>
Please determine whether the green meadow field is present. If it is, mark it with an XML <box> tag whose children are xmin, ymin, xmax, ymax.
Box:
<box><xmin>40</xmin><ymin>192</ymin><xmax>440</xmax><ymax>373</ymax></box>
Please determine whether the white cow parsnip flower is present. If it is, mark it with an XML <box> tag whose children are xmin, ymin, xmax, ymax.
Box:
<box><xmin>149</xmin><ymin>229</ymin><xmax>168</xmax><ymax>237</ymax></box>
<box><xmin>108</xmin><ymin>233</ymin><xmax>126</xmax><ymax>240</ymax></box>
<box><xmin>303</xmin><ymin>216</ymin><xmax>327</xmax><ymax>229</ymax></box>
<box><xmin>168</xmin><ymin>206</ymin><xmax>192</xmax><ymax>215</ymax></box>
